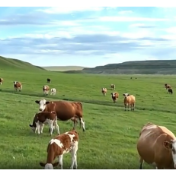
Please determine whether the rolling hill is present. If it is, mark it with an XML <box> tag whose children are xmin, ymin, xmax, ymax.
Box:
<box><xmin>1</xmin><ymin>55</ymin><xmax>176</xmax><ymax>75</ymax></box>
<box><xmin>82</xmin><ymin>60</ymin><xmax>176</xmax><ymax>74</ymax></box>
<box><xmin>0</xmin><ymin>56</ymin><xmax>45</xmax><ymax>71</ymax></box>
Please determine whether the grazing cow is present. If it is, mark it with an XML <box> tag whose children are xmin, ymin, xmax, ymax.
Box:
<box><xmin>110</xmin><ymin>84</ymin><xmax>115</xmax><ymax>90</ymax></box>
<box><xmin>137</xmin><ymin>122</ymin><xmax>176</xmax><ymax>169</ymax></box>
<box><xmin>165</xmin><ymin>83</ymin><xmax>171</xmax><ymax>90</ymax></box>
<box><xmin>29</xmin><ymin>111</ymin><xmax>60</xmax><ymax>136</ymax></box>
<box><xmin>43</xmin><ymin>85</ymin><xmax>50</xmax><ymax>95</ymax></box>
<box><xmin>47</xmin><ymin>78</ymin><xmax>51</xmax><ymax>83</ymax></box>
<box><xmin>14</xmin><ymin>81</ymin><xmax>22</xmax><ymax>91</ymax></box>
<box><xmin>168</xmin><ymin>88</ymin><xmax>173</xmax><ymax>94</ymax></box>
<box><xmin>123</xmin><ymin>93</ymin><xmax>135</xmax><ymax>111</ymax></box>
<box><xmin>0</xmin><ymin>78</ymin><xmax>3</xmax><ymax>85</ymax></box>
<box><xmin>50</xmin><ymin>88</ymin><xmax>56</xmax><ymax>95</ymax></box>
<box><xmin>102</xmin><ymin>88</ymin><xmax>107</xmax><ymax>96</ymax></box>
<box><xmin>39</xmin><ymin>129</ymin><xmax>79</xmax><ymax>169</ymax></box>
<box><xmin>35</xmin><ymin>99</ymin><xmax>85</xmax><ymax>132</ymax></box>
<box><xmin>111</xmin><ymin>92</ymin><xmax>119</xmax><ymax>103</ymax></box>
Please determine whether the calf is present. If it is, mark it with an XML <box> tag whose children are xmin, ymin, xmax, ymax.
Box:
<box><xmin>165</xmin><ymin>83</ymin><xmax>171</xmax><ymax>90</ymax></box>
<box><xmin>123</xmin><ymin>93</ymin><xmax>135</xmax><ymax>111</ymax></box>
<box><xmin>29</xmin><ymin>111</ymin><xmax>60</xmax><ymax>136</ymax></box>
<box><xmin>102</xmin><ymin>88</ymin><xmax>107</xmax><ymax>96</ymax></box>
<box><xmin>40</xmin><ymin>129</ymin><xmax>79</xmax><ymax>169</ymax></box>
<box><xmin>168</xmin><ymin>88</ymin><xmax>173</xmax><ymax>94</ymax></box>
<box><xmin>14</xmin><ymin>81</ymin><xmax>22</xmax><ymax>91</ymax></box>
<box><xmin>111</xmin><ymin>92</ymin><xmax>119</xmax><ymax>103</ymax></box>
<box><xmin>137</xmin><ymin>122</ymin><xmax>176</xmax><ymax>169</ymax></box>
<box><xmin>0</xmin><ymin>78</ymin><xmax>3</xmax><ymax>85</ymax></box>
<box><xmin>110</xmin><ymin>84</ymin><xmax>115</xmax><ymax>90</ymax></box>
<box><xmin>50</xmin><ymin>88</ymin><xmax>56</xmax><ymax>95</ymax></box>
<box><xmin>47</xmin><ymin>78</ymin><xmax>51</xmax><ymax>83</ymax></box>
<box><xmin>43</xmin><ymin>85</ymin><xmax>50</xmax><ymax>95</ymax></box>
<box><xmin>35</xmin><ymin>99</ymin><xmax>85</xmax><ymax>132</ymax></box>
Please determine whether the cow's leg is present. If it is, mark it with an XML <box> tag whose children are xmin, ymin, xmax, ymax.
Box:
<box><xmin>48</xmin><ymin>121</ymin><xmax>54</xmax><ymax>136</ymax></box>
<box><xmin>139</xmin><ymin>157</ymin><xmax>144</xmax><ymax>169</ymax></box>
<box><xmin>70</xmin><ymin>141</ymin><xmax>78</xmax><ymax>169</ymax></box>
<box><xmin>80</xmin><ymin>118</ymin><xmax>85</xmax><ymax>132</ymax></box>
<box><xmin>58</xmin><ymin>155</ymin><xmax>63</xmax><ymax>169</ymax></box>
<box><xmin>40</xmin><ymin>124</ymin><xmax>44</xmax><ymax>133</ymax></box>
<box><xmin>54</xmin><ymin>120</ymin><xmax>60</xmax><ymax>134</ymax></box>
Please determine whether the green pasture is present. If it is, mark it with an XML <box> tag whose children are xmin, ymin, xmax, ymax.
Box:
<box><xmin>0</xmin><ymin>69</ymin><xmax>176</xmax><ymax>169</ymax></box>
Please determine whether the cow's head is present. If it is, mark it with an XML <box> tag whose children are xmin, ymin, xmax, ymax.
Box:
<box><xmin>111</xmin><ymin>93</ymin><xmax>116</xmax><ymax>97</ymax></box>
<box><xmin>123</xmin><ymin>93</ymin><xmax>129</xmax><ymax>97</ymax></box>
<box><xmin>29</xmin><ymin>124</ymin><xmax>36</xmax><ymax>132</ymax></box>
<box><xmin>164</xmin><ymin>139</ymin><xmax>176</xmax><ymax>168</ymax></box>
<box><xmin>40</xmin><ymin>162</ymin><xmax>59</xmax><ymax>169</ymax></box>
<box><xmin>14</xmin><ymin>81</ymin><xmax>17</xmax><ymax>85</ymax></box>
<box><xmin>35</xmin><ymin>99</ymin><xmax>50</xmax><ymax>111</ymax></box>
<box><xmin>29</xmin><ymin>113</ymin><xmax>38</xmax><ymax>132</ymax></box>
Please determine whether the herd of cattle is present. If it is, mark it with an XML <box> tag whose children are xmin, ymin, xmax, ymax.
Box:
<box><xmin>0</xmin><ymin>77</ymin><xmax>176</xmax><ymax>169</ymax></box>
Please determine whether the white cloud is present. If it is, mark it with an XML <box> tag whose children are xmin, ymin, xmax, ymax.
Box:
<box><xmin>118</xmin><ymin>10</ymin><xmax>133</xmax><ymax>15</ymax></box>
<box><xmin>106</xmin><ymin>6</ymin><xmax>117</xmax><ymax>10</ymax></box>
<box><xmin>99</xmin><ymin>16</ymin><xmax>171</xmax><ymax>22</ymax></box>
<box><xmin>37</xmin><ymin>6</ymin><xmax>104</xmax><ymax>14</ymax></box>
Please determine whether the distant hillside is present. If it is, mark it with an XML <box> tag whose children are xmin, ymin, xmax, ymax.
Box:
<box><xmin>83</xmin><ymin>60</ymin><xmax>176</xmax><ymax>74</ymax></box>
<box><xmin>0</xmin><ymin>56</ymin><xmax>45</xmax><ymax>71</ymax></box>
<box><xmin>43</xmin><ymin>66</ymin><xmax>85</xmax><ymax>71</ymax></box>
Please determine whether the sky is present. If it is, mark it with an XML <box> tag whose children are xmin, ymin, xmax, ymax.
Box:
<box><xmin>1</xmin><ymin>2</ymin><xmax>176</xmax><ymax>67</ymax></box>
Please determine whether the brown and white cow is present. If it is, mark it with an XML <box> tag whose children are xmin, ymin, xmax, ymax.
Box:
<box><xmin>165</xmin><ymin>83</ymin><xmax>171</xmax><ymax>90</ymax></box>
<box><xmin>35</xmin><ymin>99</ymin><xmax>85</xmax><ymax>132</ymax></box>
<box><xmin>102</xmin><ymin>88</ymin><xmax>107</xmax><ymax>96</ymax></box>
<box><xmin>0</xmin><ymin>78</ymin><xmax>3</xmax><ymax>85</ymax></box>
<box><xmin>137</xmin><ymin>122</ymin><xmax>176</xmax><ymax>169</ymax></box>
<box><xmin>40</xmin><ymin>129</ymin><xmax>79</xmax><ymax>169</ymax></box>
<box><xmin>29</xmin><ymin>110</ymin><xmax>60</xmax><ymax>136</ymax></box>
<box><xmin>110</xmin><ymin>84</ymin><xmax>115</xmax><ymax>90</ymax></box>
<box><xmin>43</xmin><ymin>85</ymin><xmax>50</xmax><ymax>95</ymax></box>
<box><xmin>14</xmin><ymin>81</ymin><xmax>22</xmax><ymax>91</ymax></box>
<box><xmin>123</xmin><ymin>93</ymin><xmax>135</xmax><ymax>111</ymax></box>
<box><xmin>111</xmin><ymin>92</ymin><xmax>119</xmax><ymax>103</ymax></box>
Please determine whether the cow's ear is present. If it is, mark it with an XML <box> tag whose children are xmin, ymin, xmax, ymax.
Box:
<box><xmin>29</xmin><ymin>124</ymin><xmax>33</xmax><ymax>127</ymax></box>
<box><xmin>39</xmin><ymin>162</ymin><xmax>46</xmax><ymax>167</ymax></box>
<box><xmin>46</xmin><ymin>101</ymin><xmax>50</xmax><ymax>104</ymax></box>
<box><xmin>164</xmin><ymin>141</ymin><xmax>172</xmax><ymax>149</ymax></box>
<box><xmin>35</xmin><ymin>100</ymin><xmax>40</xmax><ymax>104</ymax></box>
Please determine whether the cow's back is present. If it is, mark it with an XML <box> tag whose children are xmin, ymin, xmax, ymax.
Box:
<box><xmin>137</xmin><ymin>123</ymin><xmax>175</xmax><ymax>167</ymax></box>
<box><xmin>46</xmin><ymin>101</ymin><xmax>76</xmax><ymax>121</ymax></box>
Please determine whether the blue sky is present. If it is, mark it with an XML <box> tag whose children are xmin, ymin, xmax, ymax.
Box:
<box><xmin>1</xmin><ymin>6</ymin><xmax>176</xmax><ymax>67</ymax></box>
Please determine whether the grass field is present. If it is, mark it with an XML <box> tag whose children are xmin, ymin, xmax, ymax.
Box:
<box><xmin>1</xmin><ymin>69</ymin><xmax>176</xmax><ymax>169</ymax></box>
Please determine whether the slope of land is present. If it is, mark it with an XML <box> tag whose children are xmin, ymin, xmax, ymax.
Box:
<box><xmin>83</xmin><ymin>60</ymin><xmax>176</xmax><ymax>74</ymax></box>
<box><xmin>0</xmin><ymin>56</ymin><xmax>45</xmax><ymax>71</ymax></box>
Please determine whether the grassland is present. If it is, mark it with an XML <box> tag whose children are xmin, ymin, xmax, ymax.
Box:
<box><xmin>43</xmin><ymin>66</ymin><xmax>85</xmax><ymax>71</ymax></box>
<box><xmin>1</xmin><ymin>67</ymin><xmax>176</xmax><ymax>169</ymax></box>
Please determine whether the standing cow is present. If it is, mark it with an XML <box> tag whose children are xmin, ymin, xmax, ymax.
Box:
<box><xmin>102</xmin><ymin>88</ymin><xmax>107</xmax><ymax>96</ymax></box>
<box><xmin>123</xmin><ymin>93</ymin><xmax>135</xmax><ymax>111</ymax></box>
<box><xmin>47</xmin><ymin>78</ymin><xmax>51</xmax><ymax>83</ymax></box>
<box><xmin>110</xmin><ymin>84</ymin><xmax>115</xmax><ymax>90</ymax></box>
<box><xmin>165</xmin><ymin>84</ymin><xmax>171</xmax><ymax>90</ymax></box>
<box><xmin>43</xmin><ymin>85</ymin><xmax>50</xmax><ymax>95</ymax></box>
<box><xmin>137</xmin><ymin>122</ymin><xmax>176</xmax><ymax>169</ymax></box>
<box><xmin>50</xmin><ymin>88</ymin><xmax>56</xmax><ymax>95</ymax></box>
<box><xmin>14</xmin><ymin>81</ymin><xmax>22</xmax><ymax>91</ymax></box>
<box><xmin>35</xmin><ymin>99</ymin><xmax>85</xmax><ymax>132</ymax></box>
<box><xmin>39</xmin><ymin>129</ymin><xmax>79</xmax><ymax>169</ymax></box>
<box><xmin>0</xmin><ymin>78</ymin><xmax>3</xmax><ymax>85</ymax></box>
<box><xmin>111</xmin><ymin>92</ymin><xmax>119</xmax><ymax>103</ymax></box>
